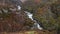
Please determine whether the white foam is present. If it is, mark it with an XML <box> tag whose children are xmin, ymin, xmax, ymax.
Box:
<box><xmin>17</xmin><ymin>6</ymin><xmax>21</xmax><ymax>10</ymax></box>
<box><xmin>36</xmin><ymin>23</ymin><xmax>43</xmax><ymax>30</ymax></box>
<box><xmin>24</xmin><ymin>11</ymin><xmax>33</xmax><ymax>20</ymax></box>
<box><xmin>24</xmin><ymin>11</ymin><xmax>43</xmax><ymax>30</ymax></box>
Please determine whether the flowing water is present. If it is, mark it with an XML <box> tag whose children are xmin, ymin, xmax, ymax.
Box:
<box><xmin>17</xmin><ymin>6</ymin><xmax>43</xmax><ymax>30</ymax></box>
<box><xmin>24</xmin><ymin>11</ymin><xmax>43</xmax><ymax>30</ymax></box>
<box><xmin>17</xmin><ymin>5</ymin><xmax>21</xmax><ymax>10</ymax></box>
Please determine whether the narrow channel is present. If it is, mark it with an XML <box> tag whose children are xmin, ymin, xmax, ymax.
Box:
<box><xmin>17</xmin><ymin>5</ymin><xmax>43</xmax><ymax>30</ymax></box>
<box><xmin>24</xmin><ymin>11</ymin><xmax>43</xmax><ymax>30</ymax></box>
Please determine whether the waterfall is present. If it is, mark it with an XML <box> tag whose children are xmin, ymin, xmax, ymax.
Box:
<box><xmin>17</xmin><ymin>6</ymin><xmax>21</xmax><ymax>10</ymax></box>
<box><xmin>17</xmin><ymin>5</ymin><xmax>21</xmax><ymax>10</ymax></box>
<box><xmin>17</xmin><ymin>6</ymin><xmax>43</xmax><ymax>30</ymax></box>
<box><xmin>24</xmin><ymin>11</ymin><xmax>43</xmax><ymax>30</ymax></box>
<box><xmin>24</xmin><ymin>11</ymin><xmax>33</xmax><ymax>20</ymax></box>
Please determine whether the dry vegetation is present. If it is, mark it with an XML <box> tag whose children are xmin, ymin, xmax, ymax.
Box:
<box><xmin>0</xmin><ymin>30</ymin><xmax>57</xmax><ymax>34</ymax></box>
<box><xmin>0</xmin><ymin>0</ymin><xmax>60</xmax><ymax>34</ymax></box>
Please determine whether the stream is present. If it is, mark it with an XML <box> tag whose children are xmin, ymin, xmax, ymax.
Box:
<box><xmin>24</xmin><ymin>11</ymin><xmax>43</xmax><ymax>30</ymax></box>
<box><xmin>17</xmin><ymin>5</ymin><xmax>43</xmax><ymax>30</ymax></box>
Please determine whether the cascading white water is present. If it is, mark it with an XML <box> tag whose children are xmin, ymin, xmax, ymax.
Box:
<box><xmin>24</xmin><ymin>11</ymin><xmax>33</xmax><ymax>20</ymax></box>
<box><xmin>17</xmin><ymin>5</ymin><xmax>21</xmax><ymax>10</ymax></box>
<box><xmin>24</xmin><ymin>11</ymin><xmax>43</xmax><ymax>30</ymax></box>
<box><xmin>17</xmin><ymin>6</ymin><xmax>43</xmax><ymax>30</ymax></box>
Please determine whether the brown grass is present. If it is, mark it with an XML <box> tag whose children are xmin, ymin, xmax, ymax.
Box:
<box><xmin>0</xmin><ymin>30</ymin><xmax>57</xmax><ymax>34</ymax></box>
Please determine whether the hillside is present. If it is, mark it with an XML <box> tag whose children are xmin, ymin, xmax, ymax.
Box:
<box><xmin>0</xmin><ymin>0</ymin><xmax>60</xmax><ymax>34</ymax></box>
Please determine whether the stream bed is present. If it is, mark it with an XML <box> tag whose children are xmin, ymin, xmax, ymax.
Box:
<box><xmin>17</xmin><ymin>5</ymin><xmax>43</xmax><ymax>30</ymax></box>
